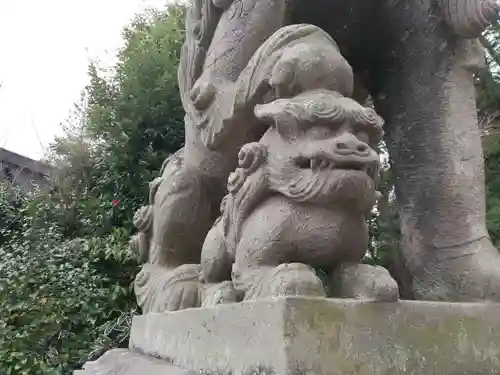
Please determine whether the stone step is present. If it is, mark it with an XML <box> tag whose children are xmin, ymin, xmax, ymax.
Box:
<box><xmin>75</xmin><ymin>348</ymin><xmax>193</xmax><ymax>375</ymax></box>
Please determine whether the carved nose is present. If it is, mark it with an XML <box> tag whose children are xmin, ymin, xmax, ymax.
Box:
<box><xmin>334</xmin><ymin>134</ymin><xmax>369</xmax><ymax>155</ymax></box>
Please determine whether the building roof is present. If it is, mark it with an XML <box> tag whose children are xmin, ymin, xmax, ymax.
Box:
<box><xmin>0</xmin><ymin>147</ymin><xmax>53</xmax><ymax>177</ymax></box>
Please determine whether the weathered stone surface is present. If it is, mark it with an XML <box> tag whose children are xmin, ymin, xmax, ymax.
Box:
<box><xmin>130</xmin><ymin>0</ymin><xmax>500</xmax><ymax>309</ymax></box>
<box><xmin>200</xmin><ymin>90</ymin><xmax>398</xmax><ymax>303</ymax></box>
<box><xmin>374</xmin><ymin>0</ymin><xmax>500</xmax><ymax>302</ymax></box>
<box><xmin>133</xmin><ymin>22</ymin><xmax>398</xmax><ymax>312</ymax></box>
<box><xmin>130</xmin><ymin>297</ymin><xmax>500</xmax><ymax>375</ymax></box>
<box><xmin>74</xmin><ymin>349</ymin><xmax>193</xmax><ymax>375</ymax></box>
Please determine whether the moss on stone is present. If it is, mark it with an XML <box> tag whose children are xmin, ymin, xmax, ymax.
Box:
<box><xmin>283</xmin><ymin>298</ymin><xmax>500</xmax><ymax>374</ymax></box>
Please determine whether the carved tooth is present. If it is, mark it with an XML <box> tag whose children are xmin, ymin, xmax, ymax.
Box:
<box><xmin>310</xmin><ymin>158</ymin><xmax>320</xmax><ymax>169</ymax></box>
<box><xmin>319</xmin><ymin>160</ymin><xmax>328</xmax><ymax>169</ymax></box>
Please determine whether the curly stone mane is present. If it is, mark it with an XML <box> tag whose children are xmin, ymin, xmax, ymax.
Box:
<box><xmin>219</xmin><ymin>143</ymin><xmax>270</xmax><ymax>255</ymax></box>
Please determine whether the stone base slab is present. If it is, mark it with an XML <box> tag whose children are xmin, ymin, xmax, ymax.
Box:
<box><xmin>74</xmin><ymin>348</ymin><xmax>192</xmax><ymax>375</ymax></box>
<box><xmin>129</xmin><ymin>297</ymin><xmax>500</xmax><ymax>375</ymax></box>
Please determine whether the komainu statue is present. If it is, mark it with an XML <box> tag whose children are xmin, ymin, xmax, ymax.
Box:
<box><xmin>201</xmin><ymin>90</ymin><xmax>399</xmax><ymax>303</ymax></box>
<box><xmin>131</xmin><ymin>21</ymin><xmax>398</xmax><ymax>311</ymax></box>
<box><xmin>131</xmin><ymin>0</ymin><xmax>500</xmax><ymax>313</ymax></box>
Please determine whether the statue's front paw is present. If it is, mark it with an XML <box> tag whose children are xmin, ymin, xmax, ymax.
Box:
<box><xmin>332</xmin><ymin>263</ymin><xmax>400</xmax><ymax>302</ymax></box>
<box><xmin>269</xmin><ymin>263</ymin><xmax>326</xmax><ymax>298</ymax></box>
<box><xmin>237</xmin><ymin>263</ymin><xmax>327</xmax><ymax>300</ymax></box>
<box><xmin>202</xmin><ymin>281</ymin><xmax>242</xmax><ymax>307</ymax></box>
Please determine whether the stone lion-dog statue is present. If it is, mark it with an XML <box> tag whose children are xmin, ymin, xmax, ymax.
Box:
<box><xmin>200</xmin><ymin>89</ymin><xmax>399</xmax><ymax>304</ymax></box>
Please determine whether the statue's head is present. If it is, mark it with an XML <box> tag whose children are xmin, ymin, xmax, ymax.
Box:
<box><xmin>254</xmin><ymin>89</ymin><xmax>383</xmax><ymax>212</ymax></box>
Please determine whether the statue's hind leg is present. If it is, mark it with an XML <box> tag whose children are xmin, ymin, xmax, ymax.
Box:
<box><xmin>134</xmin><ymin>150</ymin><xmax>221</xmax><ymax>312</ymax></box>
<box><xmin>373</xmin><ymin>0</ymin><xmax>500</xmax><ymax>301</ymax></box>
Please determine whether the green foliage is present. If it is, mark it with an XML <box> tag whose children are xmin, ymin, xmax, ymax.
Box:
<box><xmin>0</xmin><ymin>183</ymin><xmax>28</xmax><ymax>245</ymax></box>
<box><xmin>1</xmin><ymin>4</ymin><xmax>187</xmax><ymax>374</ymax></box>
<box><xmin>45</xmin><ymin>4</ymin><xmax>186</xmax><ymax>236</ymax></box>
<box><xmin>484</xmin><ymin>133</ymin><xmax>500</xmax><ymax>246</ymax></box>
<box><xmin>82</xmin><ymin>4</ymin><xmax>186</xmax><ymax>232</ymax></box>
<box><xmin>480</xmin><ymin>24</ymin><xmax>500</xmax><ymax>247</ymax></box>
<box><xmin>476</xmin><ymin>24</ymin><xmax>500</xmax><ymax>125</ymax></box>
<box><xmin>46</xmin><ymin>94</ymin><xmax>124</xmax><ymax>239</ymax></box>
<box><xmin>0</xmin><ymin>181</ymin><xmax>139</xmax><ymax>374</ymax></box>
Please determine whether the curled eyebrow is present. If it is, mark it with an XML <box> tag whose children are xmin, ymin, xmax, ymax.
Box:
<box><xmin>299</xmin><ymin>104</ymin><xmax>384</xmax><ymax>138</ymax></box>
<box><xmin>349</xmin><ymin>111</ymin><xmax>384</xmax><ymax>134</ymax></box>
<box><xmin>255</xmin><ymin>92</ymin><xmax>385</xmax><ymax>140</ymax></box>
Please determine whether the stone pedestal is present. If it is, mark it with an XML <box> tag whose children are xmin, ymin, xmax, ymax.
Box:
<box><xmin>74</xmin><ymin>349</ymin><xmax>193</xmax><ymax>375</ymax></box>
<box><xmin>77</xmin><ymin>297</ymin><xmax>500</xmax><ymax>375</ymax></box>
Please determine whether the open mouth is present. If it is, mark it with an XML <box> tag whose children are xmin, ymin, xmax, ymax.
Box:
<box><xmin>294</xmin><ymin>156</ymin><xmax>367</xmax><ymax>171</ymax></box>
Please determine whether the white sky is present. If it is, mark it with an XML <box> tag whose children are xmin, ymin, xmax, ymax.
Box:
<box><xmin>0</xmin><ymin>0</ymin><xmax>166</xmax><ymax>160</ymax></box>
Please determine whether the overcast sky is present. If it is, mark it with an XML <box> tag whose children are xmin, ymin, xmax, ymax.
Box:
<box><xmin>0</xmin><ymin>0</ymin><xmax>166</xmax><ymax>160</ymax></box>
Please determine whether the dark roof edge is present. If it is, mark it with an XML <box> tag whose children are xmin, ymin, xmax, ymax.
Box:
<box><xmin>0</xmin><ymin>147</ymin><xmax>53</xmax><ymax>176</ymax></box>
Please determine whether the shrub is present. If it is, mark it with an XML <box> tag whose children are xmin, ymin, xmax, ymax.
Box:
<box><xmin>0</xmin><ymin>5</ymin><xmax>186</xmax><ymax>373</ymax></box>
<box><xmin>0</xmin><ymin>183</ymin><xmax>29</xmax><ymax>245</ymax></box>
<box><xmin>0</xmin><ymin>181</ymin><xmax>138</xmax><ymax>374</ymax></box>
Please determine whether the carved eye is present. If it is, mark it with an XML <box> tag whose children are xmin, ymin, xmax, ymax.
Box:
<box><xmin>305</xmin><ymin>126</ymin><xmax>333</xmax><ymax>140</ymax></box>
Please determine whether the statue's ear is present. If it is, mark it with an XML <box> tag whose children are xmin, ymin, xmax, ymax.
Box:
<box><xmin>254</xmin><ymin>101</ymin><xmax>297</xmax><ymax>139</ymax></box>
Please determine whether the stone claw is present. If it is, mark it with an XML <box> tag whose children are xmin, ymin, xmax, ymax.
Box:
<box><xmin>332</xmin><ymin>263</ymin><xmax>400</xmax><ymax>302</ymax></box>
<box><xmin>234</xmin><ymin>263</ymin><xmax>327</xmax><ymax>301</ymax></box>
<box><xmin>202</xmin><ymin>281</ymin><xmax>242</xmax><ymax>307</ymax></box>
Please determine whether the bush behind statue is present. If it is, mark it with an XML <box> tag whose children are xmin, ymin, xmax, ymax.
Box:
<box><xmin>0</xmin><ymin>4</ymin><xmax>186</xmax><ymax>373</ymax></box>
<box><xmin>0</xmin><ymin>181</ymin><xmax>138</xmax><ymax>374</ymax></box>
